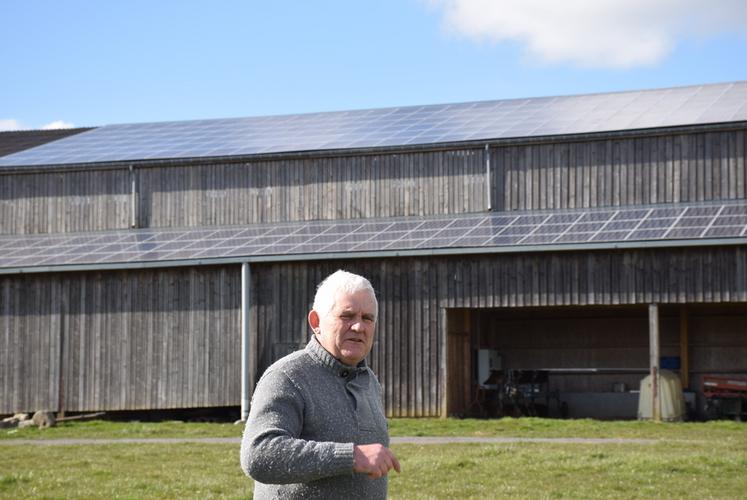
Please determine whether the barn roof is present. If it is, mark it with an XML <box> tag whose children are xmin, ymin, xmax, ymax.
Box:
<box><xmin>2</xmin><ymin>199</ymin><xmax>746</xmax><ymax>274</ymax></box>
<box><xmin>0</xmin><ymin>127</ymin><xmax>93</xmax><ymax>158</ymax></box>
<box><xmin>1</xmin><ymin>81</ymin><xmax>746</xmax><ymax>169</ymax></box>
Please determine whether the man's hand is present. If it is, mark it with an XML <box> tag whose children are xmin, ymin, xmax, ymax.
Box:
<box><xmin>353</xmin><ymin>443</ymin><xmax>401</xmax><ymax>479</ymax></box>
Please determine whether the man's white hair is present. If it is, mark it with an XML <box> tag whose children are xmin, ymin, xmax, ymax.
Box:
<box><xmin>312</xmin><ymin>270</ymin><xmax>378</xmax><ymax>320</ymax></box>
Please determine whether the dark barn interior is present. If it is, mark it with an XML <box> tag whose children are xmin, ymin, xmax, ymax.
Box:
<box><xmin>447</xmin><ymin>304</ymin><xmax>747</xmax><ymax>419</ymax></box>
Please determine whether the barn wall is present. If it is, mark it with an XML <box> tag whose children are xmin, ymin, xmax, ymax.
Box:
<box><xmin>0</xmin><ymin>148</ymin><xmax>486</xmax><ymax>234</ymax></box>
<box><xmin>253</xmin><ymin>246</ymin><xmax>747</xmax><ymax>417</ymax></box>
<box><xmin>251</xmin><ymin>259</ymin><xmax>443</xmax><ymax>418</ymax></box>
<box><xmin>137</xmin><ymin>149</ymin><xmax>486</xmax><ymax>228</ymax></box>
<box><xmin>0</xmin><ymin>266</ymin><xmax>240</xmax><ymax>413</ymax></box>
<box><xmin>2</xmin><ymin>246</ymin><xmax>745</xmax><ymax>415</ymax></box>
<box><xmin>4</xmin><ymin>127</ymin><xmax>745</xmax><ymax>235</ymax></box>
<box><xmin>0</xmin><ymin>169</ymin><xmax>131</xmax><ymax>234</ymax></box>
<box><xmin>494</xmin><ymin>129</ymin><xmax>747</xmax><ymax>210</ymax></box>
<box><xmin>0</xmin><ymin>275</ymin><xmax>61</xmax><ymax>413</ymax></box>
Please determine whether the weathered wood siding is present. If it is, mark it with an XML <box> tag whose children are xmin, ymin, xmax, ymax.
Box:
<box><xmin>494</xmin><ymin>129</ymin><xmax>747</xmax><ymax>210</ymax></box>
<box><xmin>0</xmin><ymin>276</ymin><xmax>61</xmax><ymax>413</ymax></box>
<box><xmin>251</xmin><ymin>260</ymin><xmax>443</xmax><ymax>418</ymax></box>
<box><xmin>2</xmin><ymin>247</ymin><xmax>746</xmax><ymax>415</ymax></box>
<box><xmin>0</xmin><ymin>149</ymin><xmax>487</xmax><ymax>234</ymax></box>
<box><xmin>0</xmin><ymin>169</ymin><xmax>131</xmax><ymax>234</ymax></box>
<box><xmin>138</xmin><ymin>149</ymin><xmax>486</xmax><ymax>228</ymax></box>
<box><xmin>0</xmin><ymin>267</ymin><xmax>240</xmax><ymax>413</ymax></box>
<box><xmin>253</xmin><ymin>246</ymin><xmax>747</xmax><ymax>417</ymax></box>
<box><xmin>3</xmin><ymin>128</ymin><xmax>745</xmax><ymax>234</ymax></box>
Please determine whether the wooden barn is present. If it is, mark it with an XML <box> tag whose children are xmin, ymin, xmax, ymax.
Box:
<box><xmin>1</xmin><ymin>81</ymin><xmax>747</xmax><ymax>420</ymax></box>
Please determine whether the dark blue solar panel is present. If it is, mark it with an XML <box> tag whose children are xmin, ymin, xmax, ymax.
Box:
<box><xmin>533</xmin><ymin>224</ymin><xmax>570</xmax><ymax>235</ymax></box>
<box><xmin>606</xmin><ymin>220</ymin><xmax>639</xmax><ymax>230</ymax></box>
<box><xmin>1</xmin><ymin>200</ymin><xmax>747</xmax><ymax>272</ymax></box>
<box><xmin>640</xmin><ymin>219</ymin><xmax>674</xmax><ymax>229</ymax></box>
<box><xmin>676</xmin><ymin>217</ymin><xmax>713</xmax><ymax>227</ymax></box>
<box><xmin>715</xmin><ymin>215</ymin><xmax>747</xmax><ymax>225</ymax></box>
<box><xmin>569</xmin><ymin>222</ymin><xmax>606</xmax><ymax>233</ymax></box>
<box><xmin>705</xmin><ymin>226</ymin><xmax>744</xmax><ymax>237</ymax></box>
<box><xmin>630</xmin><ymin>229</ymin><xmax>667</xmax><ymax>239</ymax></box>
<box><xmin>1</xmin><ymin>82</ymin><xmax>746</xmax><ymax>167</ymax></box>
<box><xmin>578</xmin><ymin>212</ymin><xmax>615</xmax><ymax>223</ymax></box>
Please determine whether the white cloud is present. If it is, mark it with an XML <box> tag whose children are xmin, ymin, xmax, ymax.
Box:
<box><xmin>41</xmin><ymin>120</ymin><xmax>75</xmax><ymax>130</ymax></box>
<box><xmin>428</xmin><ymin>0</ymin><xmax>747</xmax><ymax>68</ymax></box>
<box><xmin>0</xmin><ymin>119</ymin><xmax>76</xmax><ymax>131</ymax></box>
<box><xmin>0</xmin><ymin>119</ymin><xmax>23</xmax><ymax>131</ymax></box>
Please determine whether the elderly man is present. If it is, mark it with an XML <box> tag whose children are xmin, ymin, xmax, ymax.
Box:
<box><xmin>240</xmin><ymin>270</ymin><xmax>400</xmax><ymax>499</ymax></box>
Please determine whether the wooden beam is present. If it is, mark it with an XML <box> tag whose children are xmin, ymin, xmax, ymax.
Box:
<box><xmin>462</xmin><ymin>309</ymin><xmax>472</xmax><ymax>413</ymax></box>
<box><xmin>443</xmin><ymin>308</ymin><xmax>473</xmax><ymax>418</ymax></box>
<box><xmin>648</xmin><ymin>304</ymin><xmax>661</xmax><ymax>422</ymax></box>
<box><xmin>679</xmin><ymin>307</ymin><xmax>689</xmax><ymax>390</ymax></box>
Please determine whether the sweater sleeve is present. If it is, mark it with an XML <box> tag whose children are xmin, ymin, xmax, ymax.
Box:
<box><xmin>240</xmin><ymin>367</ymin><xmax>355</xmax><ymax>484</ymax></box>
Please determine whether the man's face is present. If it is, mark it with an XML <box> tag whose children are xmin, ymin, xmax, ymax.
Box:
<box><xmin>309</xmin><ymin>289</ymin><xmax>377</xmax><ymax>366</ymax></box>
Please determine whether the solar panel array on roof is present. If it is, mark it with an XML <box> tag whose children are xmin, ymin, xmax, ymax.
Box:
<box><xmin>1</xmin><ymin>200</ymin><xmax>746</xmax><ymax>272</ymax></box>
<box><xmin>1</xmin><ymin>82</ymin><xmax>746</xmax><ymax>168</ymax></box>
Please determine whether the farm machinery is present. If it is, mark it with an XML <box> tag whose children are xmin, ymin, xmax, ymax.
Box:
<box><xmin>702</xmin><ymin>375</ymin><xmax>747</xmax><ymax>421</ymax></box>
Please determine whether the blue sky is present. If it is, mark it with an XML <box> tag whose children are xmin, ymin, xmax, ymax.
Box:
<box><xmin>2</xmin><ymin>0</ymin><xmax>747</xmax><ymax>130</ymax></box>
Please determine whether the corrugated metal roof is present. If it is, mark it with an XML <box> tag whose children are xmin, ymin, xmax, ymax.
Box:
<box><xmin>1</xmin><ymin>81</ymin><xmax>746</xmax><ymax>168</ymax></box>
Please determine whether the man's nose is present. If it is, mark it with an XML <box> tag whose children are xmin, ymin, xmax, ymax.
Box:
<box><xmin>350</xmin><ymin>318</ymin><xmax>365</xmax><ymax>331</ymax></box>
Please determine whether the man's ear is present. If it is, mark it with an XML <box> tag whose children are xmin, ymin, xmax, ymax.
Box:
<box><xmin>308</xmin><ymin>309</ymin><xmax>320</xmax><ymax>334</ymax></box>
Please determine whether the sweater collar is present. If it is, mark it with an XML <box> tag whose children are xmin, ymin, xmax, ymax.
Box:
<box><xmin>306</xmin><ymin>335</ymin><xmax>368</xmax><ymax>378</ymax></box>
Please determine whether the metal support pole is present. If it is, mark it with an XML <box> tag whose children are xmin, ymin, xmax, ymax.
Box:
<box><xmin>485</xmin><ymin>144</ymin><xmax>492</xmax><ymax>211</ymax></box>
<box><xmin>648</xmin><ymin>304</ymin><xmax>661</xmax><ymax>422</ymax></box>
<box><xmin>240</xmin><ymin>262</ymin><xmax>252</xmax><ymax>421</ymax></box>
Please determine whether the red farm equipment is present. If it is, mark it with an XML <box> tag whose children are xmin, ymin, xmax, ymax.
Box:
<box><xmin>702</xmin><ymin>375</ymin><xmax>747</xmax><ymax>421</ymax></box>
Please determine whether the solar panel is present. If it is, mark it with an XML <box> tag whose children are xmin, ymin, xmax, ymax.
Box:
<box><xmin>1</xmin><ymin>200</ymin><xmax>747</xmax><ymax>272</ymax></box>
<box><xmin>1</xmin><ymin>82</ymin><xmax>746</xmax><ymax>168</ymax></box>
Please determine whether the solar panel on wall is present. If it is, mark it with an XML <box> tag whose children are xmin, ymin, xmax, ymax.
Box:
<box><xmin>1</xmin><ymin>200</ymin><xmax>746</xmax><ymax>272</ymax></box>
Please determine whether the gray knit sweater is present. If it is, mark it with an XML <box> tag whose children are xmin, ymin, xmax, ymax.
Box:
<box><xmin>240</xmin><ymin>336</ymin><xmax>389</xmax><ymax>499</ymax></box>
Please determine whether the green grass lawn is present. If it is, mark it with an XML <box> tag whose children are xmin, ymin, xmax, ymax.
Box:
<box><xmin>1</xmin><ymin>418</ymin><xmax>746</xmax><ymax>498</ymax></box>
<box><xmin>3</xmin><ymin>416</ymin><xmax>745</xmax><ymax>442</ymax></box>
<box><xmin>0</xmin><ymin>419</ymin><xmax>242</xmax><ymax>440</ymax></box>
<box><xmin>391</xmin><ymin>416</ymin><xmax>747</xmax><ymax>442</ymax></box>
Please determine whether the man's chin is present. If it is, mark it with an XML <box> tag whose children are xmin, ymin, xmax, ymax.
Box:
<box><xmin>341</xmin><ymin>348</ymin><xmax>367</xmax><ymax>365</ymax></box>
